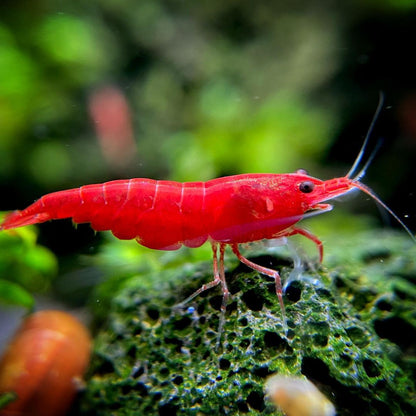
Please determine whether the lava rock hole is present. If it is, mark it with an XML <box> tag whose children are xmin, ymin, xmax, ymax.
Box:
<box><xmin>301</xmin><ymin>357</ymin><xmax>332</xmax><ymax>384</ymax></box>
<box><xmin>263</xmin><ymin>331</ymin><xmax>287</xmax><ymax>352</ymax></box>
<box><xmin>158</xmin><ymin>402</ymin><xmax>179</xmax><ymax>416</ymax></box>
<box><xmin>284</xmin><ymin>280</ymin><xmax>302</xmax><ymax>302</ymax></box>
<box><xmin>374</xmin><ymin>316</ymin><xmax>416</xmax><ymax>350</ymax></box>
<box><xmin>241</xmin><ymin>289</ymin><xmax>264</xmax><ymax>311</ymax></box>
<box><xmin>246</xmin><ymin>390</ymin><xmax>265</xmax><ymax>411</ymax></box>
<box><xmin>363</xmin><ymin>359</ymin><xmax>381</xmax><ymax>378</ymax></box>
<box><xmin>146</xmin><ymin>306</ymin><xmax>160</xmax><ymax>320</ymax></box>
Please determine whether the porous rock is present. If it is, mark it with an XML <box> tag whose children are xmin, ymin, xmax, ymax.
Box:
<box><xmin>79</xmin><ymin>231</ymin><xmax>416</xmax><ymax>416</ymax></box>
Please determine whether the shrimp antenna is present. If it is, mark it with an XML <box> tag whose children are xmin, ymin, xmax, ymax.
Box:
<box><xmin>353</xmin><ymin>182</ymin><xmax>416</xmax><ymax>242</ymax></box>
<box><xmin>346</xmin><ymin>92</ymin><xmax>385</xmax><ymax>179</ymax></box>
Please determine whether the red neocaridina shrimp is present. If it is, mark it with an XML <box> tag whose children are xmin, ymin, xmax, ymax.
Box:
<box><xmin>1</xmin><ymin>98</ymin><xmax>414</xmax><ymax>341</ymax></box>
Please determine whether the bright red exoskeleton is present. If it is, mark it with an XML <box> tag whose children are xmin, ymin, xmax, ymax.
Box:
<box><xmin>1</xmin><ymin>100</ymin><xmax>413</xmax><ymax>340</ymax></box>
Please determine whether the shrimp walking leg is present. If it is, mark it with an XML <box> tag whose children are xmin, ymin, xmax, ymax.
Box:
<box><xmin>216</xmin><ymin>243</ymin><xmax>229</xmax><ymax>346</ymax></box>
<box><xmin>231</xmin><ymin>244</ymin><xmax>287</xmax><ymax>330</ymax></box>
<box><xmin>175</xmin><ymin>242</ymin><xmax>228</xmax><ymax>307</ymax></box>
<box><xmin>174</xmin><ymin>242</ymin><xmax>229</xmax><ymax>346</ymax></box>
<box><xmin>285</xmin><ymin>227</ymin><xmax>324</xmax><ymax>263</ymax></box>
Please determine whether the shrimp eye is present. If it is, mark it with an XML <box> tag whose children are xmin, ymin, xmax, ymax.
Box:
<box><xmin>299</xmin><ymin>181</ymin><xmax>315</xmax><ymax>193</ymax></box>
<box><xmin>296</xmin><ymin>169</ymin><xmax>308</xmax><ymax>175</ymax></box>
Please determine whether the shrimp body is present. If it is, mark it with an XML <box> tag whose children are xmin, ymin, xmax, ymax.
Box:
<box><xmin>2</xmin><ymin>98</ymin><xmax>413</xmax><ymax>344</ymax></box>
<box><xmin>0</xmin><ymin>173</ymin><xmax>331</xmax><ymax>251</ymax></box>
<box><xmin>0</xmin><ymin>170</ymin><xmax>377</xmax><ymax>341</ymax></box>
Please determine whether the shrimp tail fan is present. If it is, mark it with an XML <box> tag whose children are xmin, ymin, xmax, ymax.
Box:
<box><xmin>1</xmin><ymin>205</ymin><xmax>51</xmax><ymax>230</ymax></box>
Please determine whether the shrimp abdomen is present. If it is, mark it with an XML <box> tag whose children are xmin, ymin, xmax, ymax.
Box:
<box><xmin>126</xmin><ymin>181</ymin><xmax>208</xmax><ymax>250</ymax></box>
<box><xmin>1</xmin><ymin>179</ymin><xmax>210</xmax><ymax>251</ymax></box>
<box><xmin>0</xmin><ymin>189</ymin><xmax>82</xmax><ymax>230</ymax></box>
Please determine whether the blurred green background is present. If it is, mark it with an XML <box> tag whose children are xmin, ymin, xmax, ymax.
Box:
<box><xmin>1</xmin><ymin>0</ymin><xmax>416</xmax><ymax>309</ymax></box>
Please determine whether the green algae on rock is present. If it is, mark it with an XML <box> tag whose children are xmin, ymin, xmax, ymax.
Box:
<box><xmin>79</xmin><ymin>231</ymin><xmax>416</xmax><ymax>416</ymax></box>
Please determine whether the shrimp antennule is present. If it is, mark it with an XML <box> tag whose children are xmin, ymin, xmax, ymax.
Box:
<box><xmin>351</xmin><ymin>138</ymin><xmax>383</xmax><ymax>182</ymax></box>
<box><xmin>340</xmin><ymin>92</ymin><xmax>414</xmax><ymax>241</ymax></box>
<box><xmin>346</xmin><ymin>92</ymin><xmax>385</xmax><ymax>179</ymax></box>
<box><xmin>343</xmin><ymin>93</ymin><xmax>415</xmax><ymax>241</ymax></box>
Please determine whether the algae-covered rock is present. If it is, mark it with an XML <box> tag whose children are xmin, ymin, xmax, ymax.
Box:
<box><xmin>80</xmin><ymin>231</ymin><xmax>416</xmax><ymax>416</ymax></box>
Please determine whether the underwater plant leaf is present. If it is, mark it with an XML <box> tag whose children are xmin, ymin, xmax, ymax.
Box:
<box><xmin>0</xmin><ymin>279</ymin><xmax>34</xmax><ymax>310</ymax></box>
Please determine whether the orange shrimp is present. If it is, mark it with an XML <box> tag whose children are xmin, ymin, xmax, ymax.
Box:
<box><xmin>1</xmin><ymin>99</ymin><xmax>413</xmax><ymax>341</ymax></box>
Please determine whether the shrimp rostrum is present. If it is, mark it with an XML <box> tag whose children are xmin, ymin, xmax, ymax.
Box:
<box><xmin>1</xmin><ymin>105</ymin><xmax>413</xmax><ymax>340</ymax></box>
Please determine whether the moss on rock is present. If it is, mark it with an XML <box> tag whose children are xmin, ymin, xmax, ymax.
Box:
<box><xmin>80</xmin><ymin>231</ymin><xmax>416</xmax><ymax>415</ymax></box>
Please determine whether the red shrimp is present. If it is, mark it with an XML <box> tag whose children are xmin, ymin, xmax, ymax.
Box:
<box><xmin>1</xmin><ymin>100</ymin><xmax>413</xmax><ymax>341</ymax></box>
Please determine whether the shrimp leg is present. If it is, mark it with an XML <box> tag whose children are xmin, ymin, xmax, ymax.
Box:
<box><xmin>175</xmin><ymin>242</ymin><xmax>229</xmax><ymax>346</ymax></box>
<box><xmin>285</xmin><ymin>227</ymin><xmax>323</xmax><ymax>263</ymax></box>
<box><xmin>216</xmin><ymin>243</ymin><xmax>229</xmax><ymax>346</ymax></box>
<box><xmin>231</xmin><ymin>244</ymin><xmax>287</xmax><ymax>331</ymax></box>
<box><xmin>176</xmin><ymin>243</ymin><xmax>220</xmax><ymax>304</ymax></box>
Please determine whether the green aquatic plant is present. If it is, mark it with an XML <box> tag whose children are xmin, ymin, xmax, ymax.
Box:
<box><xmin>0</xmin><ymin>218</ymin><xmax>57</xmax><ymax>308</ymax></box>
